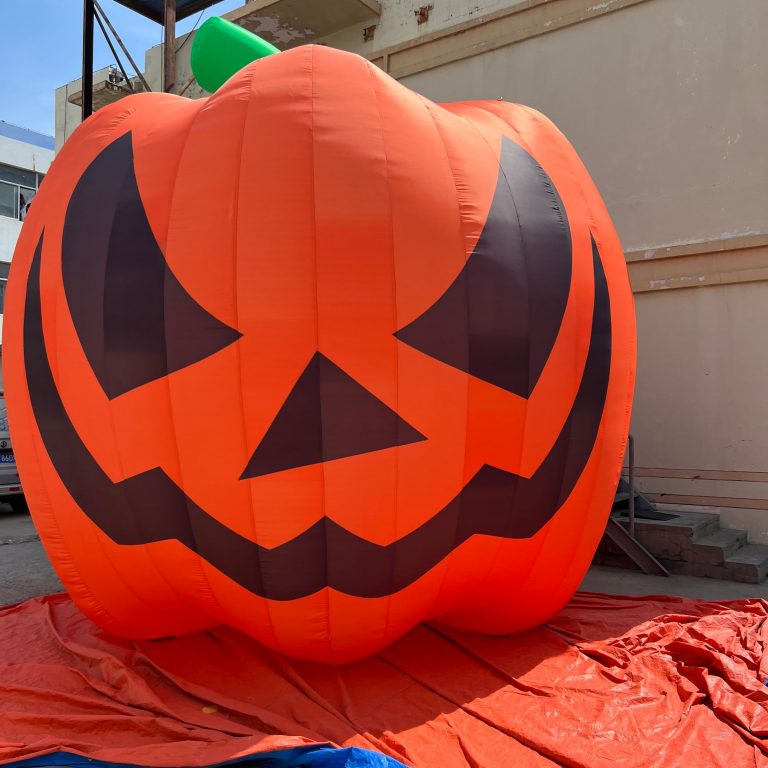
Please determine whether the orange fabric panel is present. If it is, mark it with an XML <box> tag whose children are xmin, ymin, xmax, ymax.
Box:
<box><xmin>1</xmin><ymin>593</ymin><xmax>766</xmax><ymax>767</ymax></box>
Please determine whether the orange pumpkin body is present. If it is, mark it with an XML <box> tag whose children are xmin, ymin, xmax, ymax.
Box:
<box><xmin>4</xmin><ymin>46</ymin><xmax>635</xmax><ymax>663</ymax></box>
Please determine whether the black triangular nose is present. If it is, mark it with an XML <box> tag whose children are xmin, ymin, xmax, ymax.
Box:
<box><xmin>241</xmin><ymin>352</ymin><xmax>426</xmax><ymax>479</ymax></box>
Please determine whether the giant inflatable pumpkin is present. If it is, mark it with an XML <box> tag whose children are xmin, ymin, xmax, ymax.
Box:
<box><xmin>4</xmin><ymin>44</ymin><xmax>635</xmax><ymax>663</ymax></box>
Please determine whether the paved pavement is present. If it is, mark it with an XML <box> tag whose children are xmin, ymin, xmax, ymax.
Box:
<box><xmin>581</xmin><ymin>564</ymin><xmax>768</xmax><ymax>601</ymax></box>
<box><xmin>0</xmin><ymin>507</ymin><xmax>62</xmax><ymax>605</ymax></box>
<box><xmin>2</xmin><ymin>508</ymin><xmax>767</xmax><ymax>608</ymax></box>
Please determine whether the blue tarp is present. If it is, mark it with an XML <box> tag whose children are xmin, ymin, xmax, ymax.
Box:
<box><xmin>12</xmin><ymin>747</ymin><xmax>407</xmax><ymax>768</ymax></box>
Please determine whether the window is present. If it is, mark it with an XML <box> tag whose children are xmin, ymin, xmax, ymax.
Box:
<box><xmin>0</xmin><ymin>260</ymin><xmax>9</xmax><ymax>314</ymax></box>
<box><xmin>0</xmin><ymin>163</ymin><xmax>36</xmax><ymax>188</ymax></box>
<box><xmin>0</xmin><ymin>182</ymin><xmax>16</xmax><ymax>219</ymax></box>
<box><xmin>18</xmin><ymin>186</ymin><xmax>36</xmax><ymax>221</ymax></box>
<box><xmin>0</xmin><ymin>162</ymin><xmax>45</xmax><ymax>221</ymax></box>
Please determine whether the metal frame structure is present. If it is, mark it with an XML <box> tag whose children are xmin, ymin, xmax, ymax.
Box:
<box><xmin>81</xmin><ymin>0</ymin><xmax>176</xmax><ymax>120</ymax></box>
<box><xmin>94</xmin><ymin>1</ymin><xmax>152</xmax><ymax>93</ymax></box>
<box><xmin>82</xmin><ymin>0</ymin><xmax>95</xmax><ymax>120</ymax></box>
<box><xmin>163</xmin><ymin>1</ymin><xmax>176</xmax><ymax>94</ymax></box>
<box><xmin>113</xmin><ymin>0</ymin><xmax>215</xmax><ymax>23</ymax></box>
<box><xmin>81</xmin><ymin>0</ymin><xmax>218</xmax><ymax>120</ymax></box>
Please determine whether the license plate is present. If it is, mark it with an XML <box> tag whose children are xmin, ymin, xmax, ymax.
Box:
<box><xmin>0</xmin><ymin>453</ymin><xmax>15</xmax><ymax>464</ymax></box>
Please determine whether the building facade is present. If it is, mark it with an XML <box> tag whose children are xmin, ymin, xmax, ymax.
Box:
<box><xmin>0</xmin><ymin>120</ymin><xmax>54</xmax><ymax>343</ymax></box>
<box><xmin>54</xmin><ymin>0</ymin><xmax>768</xmax><ymax>539</ymax></box>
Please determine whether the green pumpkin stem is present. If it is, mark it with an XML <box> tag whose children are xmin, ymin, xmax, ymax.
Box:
<box><xmin>190</xmin><ymin>16</ymin><xmax>280</xmax><ymax>94</ymax></box>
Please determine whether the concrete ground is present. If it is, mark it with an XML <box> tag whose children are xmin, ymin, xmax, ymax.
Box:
<box><xmin>581</xmin><ymin>564</ymin><xmax>768</xmax><ymax>601</ymax></box>
<box><xmin>0</xmin><ymin>507</ymin><xmax>63</xmax><ymax>605</ymax></box>
<box><xmin>2</xmin><ymin>507</ymin><xmax>768</xmax><ymax>607</ymax></box>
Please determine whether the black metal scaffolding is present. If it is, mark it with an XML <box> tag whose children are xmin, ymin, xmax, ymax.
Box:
<box><xmin>81</xmin><ymin>0</ymin><xmax>94</xmax><ymax>120</ymax></box>
<box><xmin>81</xmin><ymin>0</ymin><xmax>219</xmax><ymax>120</ymax></box>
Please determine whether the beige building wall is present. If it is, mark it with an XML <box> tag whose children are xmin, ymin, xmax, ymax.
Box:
<box><xmin>144</xmin><ymin>31</ymin><xmax>207</xmax><ymax>99</ymax></box>
<box><xmin>394</xmin><ymin>0</ymin><xmax>765</xmax><ymax>251</ymax></box>
<box><xmin>55</xmin><ymin>67</ymin><xmax>113</xmax><ymax>152</ymax></box>
<box><xmin>53</xmin><ymin>0</ymin><xmax>768</xmax><ymax>538</ymax></box>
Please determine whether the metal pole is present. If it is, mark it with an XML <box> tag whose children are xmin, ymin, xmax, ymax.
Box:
<box><xmin>93</xmin><ymin>0</ymin><xmax>152</xmax><ymax>93</ymax></box>
<box><xmin>177</xmin><ymin>75</ymin><xmax>197</xmax><ymax>98</ymax></box>
<box><xmin>82</xmin><ymin>0</ymin><xmax>94</xmax><ymax>120</ymax></box>
<box><xmin>628</xmin><ymin>433</ymin><xmax>636</xmax><ymax>537</ymax></box>
<box><xmin>93</xmin><ymin>11</ymin><xmax>134</xmax><ymax>91</ymax></box>
<box><xmin>164</xmin><ymin>0</ymin><xmax>177</xmax><ymax>93</ymax></box>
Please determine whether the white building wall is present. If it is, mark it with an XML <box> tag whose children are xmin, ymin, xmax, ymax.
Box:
<box><xmin>0</xmin><ymin>133</ymin><xmax>54</xmax><ymax>263</ymax></box>
<box><xmin>0</xmin><ymin>134</ymin><xmax>52</xmax><ymax>176</ymax></box>
<box><xmin>0</xmin><ymin>219</ymin><xmax>23</xmax><ymax>264</ymax></box>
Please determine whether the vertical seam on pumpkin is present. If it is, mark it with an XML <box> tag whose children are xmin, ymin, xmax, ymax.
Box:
<box><xmin>440</xmin><ymin>104</ymin><xmax>535</xmax><ymax>608</ymax></box>
<box><xmin>46</xmin><ymin>127</ymin><xmax>160</xmax><ymax>631</ymax></box>
<box><xmin>418</xmin><ymin>97</ymin><xmax>473</xmax><ymax>622</ymax></box>
<box><xmin>521</xmin><ymin>106</ymin><xmax>592</xmax><ymax>607</ymax></box>
<box><xmin>29</xmin><ymin>229</ymin><xmax>132</xmax><ymax>636</ymax></box>
<box><xmin>466</xmin><ymin>102</ymin><xmax>603</xmax><ymax>608</ymax></box>
<box><xmin>485</xmin><ymin>104</ymin><xmax>598</xmax><ymax>605</ymax></box>
<box><xmin>364</xmin><ymin>57</ymin><xmax>399</xmax><ymax>655</ymax></box>
<box><xmin>128</xmin><ymin>107</ymin><xmax>218</xmax><ymax>624</ymax></box>
<box><xmin>79</xmin><ymin>121</ymin><xmax>202</xmax><ymax>630</ymax></box>
<box><xmin>232</xmin><ymin>66</ymin><xmax>284</xmax><ymax>655</ymax></box>
<box><xmin>309</xmin><ymin>45</ymin><xmax>335</xmax><ymax>665</ymax></box>
<box><xmin>518</xmin><ymin>104</ymin><xmax>613</xmax><ymax>609</ymax></box>
<box><xmin>160</xmin><ymin>99</ymin><xmax>229</xmax><ymax>626</ymax></box>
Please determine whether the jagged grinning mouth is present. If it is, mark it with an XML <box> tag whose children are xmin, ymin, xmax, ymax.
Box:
<box><xmin>23</xmin><ymin>230</ymin><xmax>611</xmax><ymax>600</ymax></box>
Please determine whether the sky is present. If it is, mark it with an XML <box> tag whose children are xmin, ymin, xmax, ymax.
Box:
<box><xmin>0</xmin><ymin>0</ymin><xmax>244</xmax><ymax>137</ymax></box>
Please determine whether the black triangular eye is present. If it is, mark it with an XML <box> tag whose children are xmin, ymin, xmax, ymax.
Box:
<box><xmin>61</xmin><ymin>132</ymin><xmax>241</xmax><ymax>399</ymax></box>
<box><xmin>241</xmin><ymin>352</ymin><xmax>426</xmax><ymax>479</ymax></box>
<box><xmin>395</xmin><ymin>137</ymin><xmax>572</xmax><ymax>398</ymax></box>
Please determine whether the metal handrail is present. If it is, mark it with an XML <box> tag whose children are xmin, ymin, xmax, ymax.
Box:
<box><xmin>602</xmin><ymin>432</ymin><xmax>669</xmax><ymax>577</ymax></box>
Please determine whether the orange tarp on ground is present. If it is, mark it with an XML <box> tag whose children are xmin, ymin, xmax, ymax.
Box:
<box><xmin>1</xmin><ymin>591</ymin><xmax>767</xmax><ymax>767</ymax></box>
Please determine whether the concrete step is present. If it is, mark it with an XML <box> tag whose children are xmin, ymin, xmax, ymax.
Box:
<box><xmin>633</xmin><ymin>508</ymin><xmax>721</xmax><ymax>536</ymax></box>
<box><xmin>655</xmin><ymin>501</ymin><xmax>720</xmax><ymax>515</ymax></box>
<box><xmin>691</xmin><ymin>529</ymin><xmax>749</xmax><ymax>564</ymax></box>
<box><xmin>607</xmin><ymin>510</ymin><xmax>721</xmax><ymax>562</ymax></box>
<box><xmin>648</xmin><ymin>507</ymin><xmax>723</xmax><ymax>538</ymax></box>
<box><xmin>686</xmin><ymin>544</ymin><xmax>768</xmax><ymax>583</ymax></box>
<box><xmin>654</xmin><ymin>503</ymin><xmax>724</xmax><ymax>517</ymax></box>
<box><xmin>724</xmin><ymin>544</ymin><xmax>768</xmax><ymax>584</ymax></box>
<box><xmin>596</xmin><ymin>503</ymin><xmax>768</xmax><ymax>584</ymax></box>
